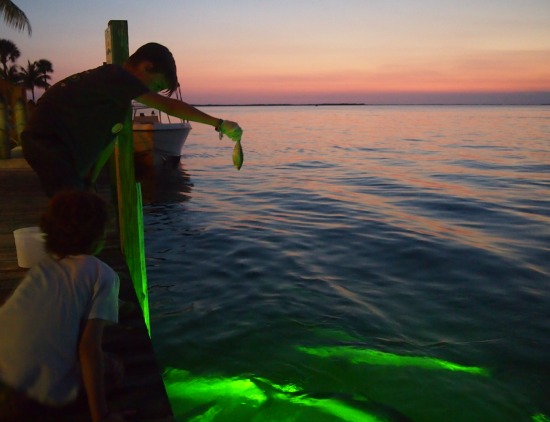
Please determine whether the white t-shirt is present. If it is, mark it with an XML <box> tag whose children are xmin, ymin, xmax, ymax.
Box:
<box><xmin>0</xmin><ymin>254</ymin><xmax>119</xmax><ymax>405</ymax></box>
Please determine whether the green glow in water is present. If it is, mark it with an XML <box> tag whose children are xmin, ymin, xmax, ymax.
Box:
<box><xmin>252</xmin><ymin>376</ymin><xmax>302</xmax><ymax>393</ymax></box>
<box><xmin>532</xmin><ymin>413</ymin><xmax>550</xmax><ymax>422</ymax></box>
<box><xmin>287</xmin><ymin>396</ymin><xmax>385</xmax><ymax>422</ymax></box>
<box><xmin>163</xmin><ymin>345</ymin><xmax>491</xmax><ymax>420</ymax></box>
<box><xmin>297</xmin><ymin>346</ymin><xmax>490</xmax><ymax>376</ymax></box>
<box><xmin>164</xmin><ymin>369</ymin><xmax>267</xmax><ymax>407</ymax></box>
<box><xmin>188</xmin><ymin>405</ymin><xmax>222</xmax><ymax>422</ymax></box>
<box><xmin>163</xmin><ymin>368</ymin><xmax>392</xmax><ymax>421</ymax></box>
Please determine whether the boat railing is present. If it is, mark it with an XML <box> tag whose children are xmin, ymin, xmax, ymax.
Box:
<box><xmin>131</xmin><ymin>85</ymin><xmax>189</xmax><ymax>124</ymax></box>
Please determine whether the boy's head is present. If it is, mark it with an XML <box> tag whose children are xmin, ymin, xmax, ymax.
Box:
<box><xmin>126</xmin><ymin>42</ymin><xmax>178</xmax><ymax>95</ymax></box>
<box><xmin>41</xmin><ymin>190</ymin><xmax>109</xmax><ymax>257</ymax></box>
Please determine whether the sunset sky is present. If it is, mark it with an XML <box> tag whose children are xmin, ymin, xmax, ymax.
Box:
<box><xmin>4</xmin><ymin>0</ymin><xmax>550</xmax><ymax>104</ymax></box>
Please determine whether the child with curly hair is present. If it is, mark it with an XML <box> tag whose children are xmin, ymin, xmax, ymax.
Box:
<box><xmin>0</xmin><ymin>191</ymin><xmax>125</xmax><ymax>422</ymax></box>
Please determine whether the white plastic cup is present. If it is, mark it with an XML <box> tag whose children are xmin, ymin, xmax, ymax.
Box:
<box><xmin>13</xmin><ymin>227</ymin><xmax>47</xmax><ymax>268</ymax></box>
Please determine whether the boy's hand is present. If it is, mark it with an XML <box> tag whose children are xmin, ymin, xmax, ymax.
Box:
<box><xmin>220</xmin><ymin>120</ymin><xmax>243</xmax><ymax>142</ymax></box>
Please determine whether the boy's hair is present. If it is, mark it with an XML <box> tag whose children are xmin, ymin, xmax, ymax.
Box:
<box><xmin>126</xmin><ymin>42</ymin><xmax>178</xmax><ymax>94</ymax></box>
<box><xmin>40</xmin><ymin>190</ymin><xmax>109</xmax><ymax>256</ymax></box>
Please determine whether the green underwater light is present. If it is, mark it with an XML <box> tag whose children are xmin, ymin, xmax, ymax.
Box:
<box><xmin>164</xmin><ymin>369</ymin><xmax>267</xmax><ymax>407</ymax></box>
<box><xmin>252</xmin><ymin>376</ymin><xmax>302</xmax><ymax>394</ymax></box>
<box><xmin>297</xmin><ymin>346</ymin><xmax>490</xmax><ymax>376</ymax></box>
<box><xmin>532</xmin><ymin>413</ymin><xmax>550</xmax><ymax>422</ymax></box>
<box><xmin>286</xmin><ymin>396</ymin><xmax>387</xmax><ymax>422</ymax></box>
<box><xmin>163</xmin><ymin>368</ymin><xmax>402</xmax><ymax>421</ymax></box>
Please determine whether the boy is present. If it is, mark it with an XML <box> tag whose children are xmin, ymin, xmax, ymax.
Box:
<box><xmin>22</xmin><ymin>42</ymin><xmax>243</xmax><ymax>197</ymax></box>
<box><xmin>0</xmin><ymin>191</ymin><xmax>125</xmax><ymax>421</ymax></box>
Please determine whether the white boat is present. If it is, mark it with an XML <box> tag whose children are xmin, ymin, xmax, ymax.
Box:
<box><xmin>132</xmin><ymin>96</ymin><xmax>192</xmax><ymax>165</ymax></box>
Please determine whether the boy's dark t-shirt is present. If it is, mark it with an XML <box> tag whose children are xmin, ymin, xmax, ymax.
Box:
<box><xmin>23</xmin><ymin>64</ymin><xmax>149</xmax><ymax>176</ymax></box>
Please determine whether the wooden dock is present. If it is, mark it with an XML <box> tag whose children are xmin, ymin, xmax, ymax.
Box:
<box><xmin>0</xmin><ymin>158</ymin><xmax>173</xmax><ymax>421</ymax></box>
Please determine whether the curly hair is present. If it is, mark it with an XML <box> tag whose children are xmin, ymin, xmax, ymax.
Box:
<box><xmin>40</xmin><ymin>190</ymin><xmax>109</xmax><ymax>257</ymax></box>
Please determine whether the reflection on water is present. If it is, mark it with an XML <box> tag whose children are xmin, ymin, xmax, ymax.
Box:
<box><xmin>144</xmin><ymin>106</ymin><xmax>550</xmax><ymax>422</ymax></box>
<box><xmin>135</xmin><ymin>151</ymin><xmax>193</xmax><ymax>205</ymax></box>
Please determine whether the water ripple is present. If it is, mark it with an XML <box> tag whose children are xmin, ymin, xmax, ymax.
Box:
<box><xmin>145</xmin><ymin>106</ymin><xmax>550</xmax><ymax>421</ymax></box>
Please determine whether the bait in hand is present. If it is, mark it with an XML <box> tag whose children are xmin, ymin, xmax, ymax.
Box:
<box><xmin>232</xmin><ymin>138</ymin><xmax>244</xmax><ymax>170</ymax></box>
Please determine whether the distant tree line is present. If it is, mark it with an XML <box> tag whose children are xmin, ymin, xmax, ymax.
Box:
<box><xmin>0</xmin><ymin>39</ymin><xmax>54</xmax><ymax>101</ymax></box>
<box><xmin>1</xmin><ymin>1</ymin><xmax>54</xmax><ymax>101</ymax></box>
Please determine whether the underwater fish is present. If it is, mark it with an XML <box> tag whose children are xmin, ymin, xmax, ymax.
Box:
<box><xmin>232</xmin><ymin>138</ymin><xmax>244</xmax><ymax>170</ymax></box>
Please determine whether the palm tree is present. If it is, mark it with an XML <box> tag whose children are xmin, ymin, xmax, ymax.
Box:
<box><xmin>0</xmin><ymin>0</ymin><xmax>31</xmax><ymax>35</ymax></box>
<box><xmin>35</xmin><ymin>58</ymin><xmax>53</xmax><ymax>86</ymax></box>
<box><xmin>0</xmin><ymin>40</ymin><xmax>55</xmax><ymax>98</ymax></box>
<box><xmin>0</xmin><ymin>38</ymin><xmax>20</xmax><ymax>76</ymax></box>
<box><xmin>18</xmin><ymin>59</ymin><xmax>51</xmax><ymax>101</ymax></box>
<box><xmin>0</xmin><ymin>62</ymin><xmax>21</xmax><ymax>84</ymax></box>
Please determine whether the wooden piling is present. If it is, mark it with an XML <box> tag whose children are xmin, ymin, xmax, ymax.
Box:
<box><xmin>105</xmin><ymin>20</ymin><xmax>151</xmax><ymax>333</ymax></box>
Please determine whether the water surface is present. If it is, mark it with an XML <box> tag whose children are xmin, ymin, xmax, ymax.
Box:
<box><xmin>144</xmin><ymin>105</ymin><xmax>550</xmax><ymax>422</ymax></box>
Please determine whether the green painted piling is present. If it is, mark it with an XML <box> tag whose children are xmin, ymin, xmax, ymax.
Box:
<box><xmin>105</xmin><ymin>20</ymin><xmax>151</xmax><ymax>334</ymax></box>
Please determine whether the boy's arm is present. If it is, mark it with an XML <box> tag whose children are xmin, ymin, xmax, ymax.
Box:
<box><xmin>79</xmin><ymin>318</ymin><xmax>109</xmax><ymax>422</ymax></box>
<box><xmin>137</xmin><ymin>92</ymin><xmax>218</xmax><ymax>125</ymax></box>
<box><xmin>136</xmin><ymin>92</ymin><xmax>243</xmax><ymax>141</ymax></box>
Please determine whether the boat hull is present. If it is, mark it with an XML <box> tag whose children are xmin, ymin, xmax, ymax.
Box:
<box><xmin>133</xmin><ymin>121</ymin><xmax>192</xmax><ymax>164</ymax></box>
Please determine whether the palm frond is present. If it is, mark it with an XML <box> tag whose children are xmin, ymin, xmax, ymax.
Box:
<box><xmin>0</xmin><ymin>0</ymin><xmax>32</xmax><ymax>35</ymax></box>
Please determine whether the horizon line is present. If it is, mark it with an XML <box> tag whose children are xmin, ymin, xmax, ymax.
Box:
<box><xmin>193</xmin><ymin>102</ymin><xmax>550</xmax><ymax>107</ymax></box>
